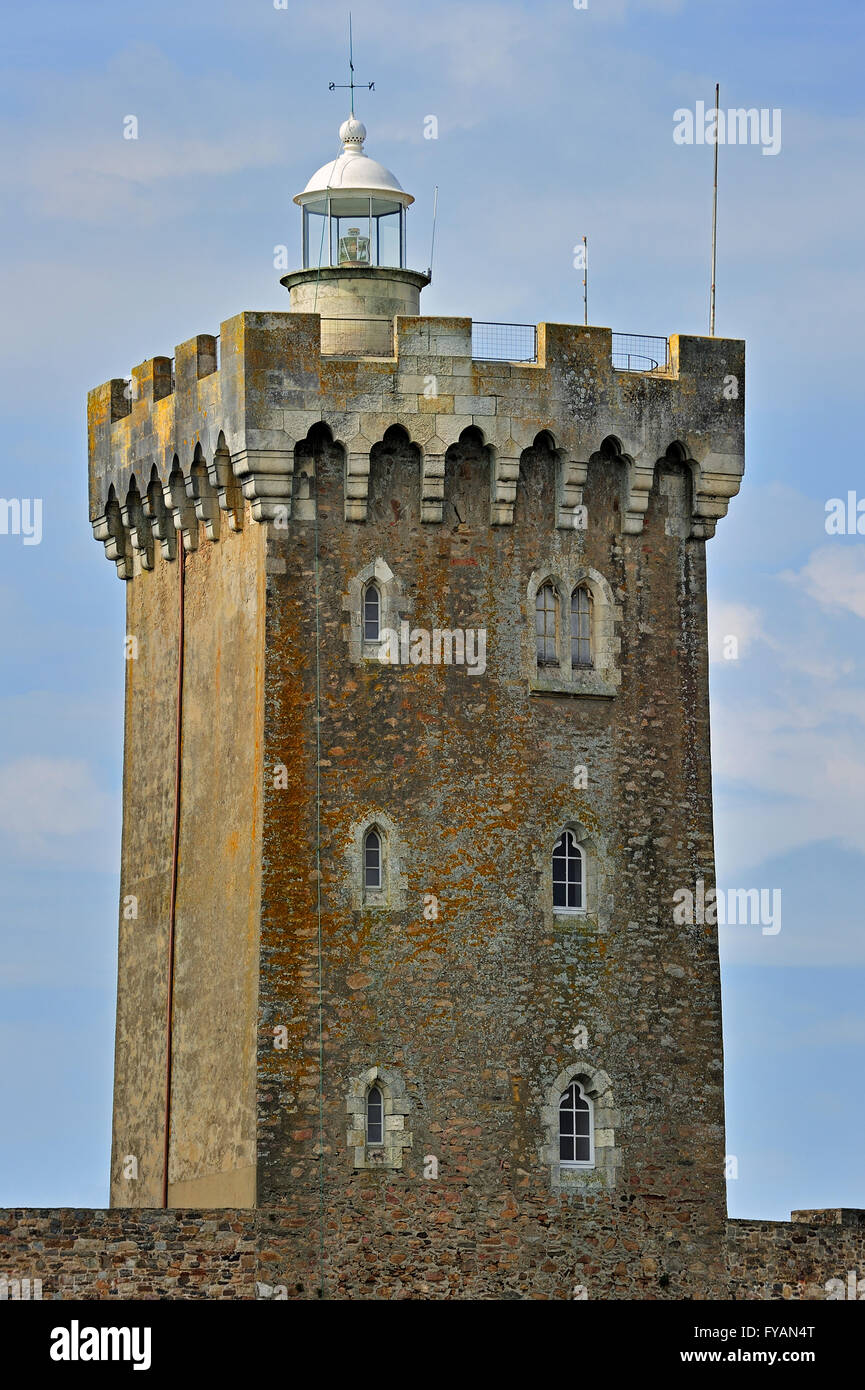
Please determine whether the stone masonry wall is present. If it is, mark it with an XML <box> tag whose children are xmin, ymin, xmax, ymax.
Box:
<box><xmin>728</xmin><ymin>1211</ymin><xmax>865</xmax><ymax>1301</ymax></box>
<box><xmin>255</xmin><ymin>427</ymin><xmax>729</xmax><ymax>1299</ymax></box>
<box><xmin>0</xmin><ymin>1209</ymin><xmax>257</xmax><ymax>1300</ymax></box>
<box><xmin>3</xmin><ymin>1209</ymin><xmax>862</xmax><ymax>1299</ymax></box>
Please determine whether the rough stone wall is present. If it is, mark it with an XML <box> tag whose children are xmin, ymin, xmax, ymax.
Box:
<box><xmin>0</xmin><ymin>1209</ymin><xmax>257</xmax><ymax>1300</ymax></box>
<box><xmin>4</xmin><ymin>1210</ymin><xmax>861</xmax><ymax>1300</ymax></box>
<box><xmin>727</xmin><ymin>1212</ymin><xmax>865</xmax><ymax>1301</ymax></box>
<box><xmin>256</xmin><ymin>424</ymin><xmax>728</xmax><ymax>1298</ymax></box>
<box><xmin>111</xmin><ymin>517</ymin><xmax>266</xmax><ymax>1208</ymax></box>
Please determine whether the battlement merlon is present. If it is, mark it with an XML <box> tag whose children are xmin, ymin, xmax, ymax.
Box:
<box><xmin>87</xmin><ymin>312</ymin><xmax>744</xmax><ymax>577</ymax></box>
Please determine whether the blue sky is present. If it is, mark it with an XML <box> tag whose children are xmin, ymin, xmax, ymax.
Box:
<box><xmin>1</xmin><ymin>0</ymin><xmax>863</xmax><ymax>1217</ymax></box>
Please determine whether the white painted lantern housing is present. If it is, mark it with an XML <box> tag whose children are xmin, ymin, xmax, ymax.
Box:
<box><xmin>294</xmin><ymin>117</ymin><xmax>413</xmax><ymax>270</ymax></box>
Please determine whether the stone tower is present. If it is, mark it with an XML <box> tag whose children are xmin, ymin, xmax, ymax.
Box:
<box><xmin>88</xmin><ymin>113</ymin><xmax>745</xmax><ymax>1297</ymax></box>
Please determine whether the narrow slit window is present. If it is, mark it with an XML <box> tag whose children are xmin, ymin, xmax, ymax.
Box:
<box><xmin>559</xmin><ymin>1081</ymin><xmax>592</xmax><ymax>1165</ymax></box>
<box><xmin>366</xmin><ymin>1085</ymin><xmax>384</xmax><ymax>1145</ymax></box>
<box><xmin>364</xmin><ymin>828</ymin><xmax>382</xmax><ymax>891</ymax></box>
<box><xmin>553</xmin><ymin>830</ymin><xmax>583</xmax><ymax>912</ymax></box>
<box><xmin>364</xmin><ymin>582</ymin><xmax>381</xmax><ymax>642</ymax></box>
<box><xmin>536</xmin><ymin>583</ymin><xmax>559</xmax><ymax>666</ymax></box>
<box><xmin>570</xmin><ymin>585</ymin><xmax>592</xmax><ymax>668</ymax></box>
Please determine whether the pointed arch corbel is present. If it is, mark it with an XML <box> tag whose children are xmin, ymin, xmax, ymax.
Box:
<box><xmin>93</xmin><ymin>485</ymin><xmax>133</xmax><ymax>579</ymax></box>
<box><xmin>343</xmin><ymin>433</ymin><xmax>375</xmax><ymax>521</ymax></box>
<box><xmin>686</xmin><ymin>443</ymin><xmax>744</xmax><ymax>538</ymax></box>
<box><xmin>557</xmin><ymin>450</ymin><xmax>589</xmax><ymax>530</ymax></box>
<box><xmin>163</xmin><ymin>459</ymin><xmax>198</xmax><ymax>553</ymax></box>
<box><xmin>208</xmin><ymin>431</ymin><xmax>243</xmax><ymax>532</ymax></box>
<box><xmin>624</xmin><ymin>470</ymin><xmax>654</xmax><ymax>532</ymax></box>
<box><xmin>490</xmin><ymin>437</ymin><xmax>521</xmax><ymax>525</ymax></box>
<box><xmin>420</xmin><ymin>437</ymin><xmax>447</xmax><ymax>522</ymax></box>
<box><xmin>121</xmin><ymin>475</ymin><xmax>154</xmax><ymax>571</ymax></box>
<box><xmin>231</xmin><ymin>431</ymin><xmax>296</xmax><ymax>524</ymax></box>
<box><xmin>186</xmin><ymin>444</ymin><xmax>220</xmax><ymax>542</ymax></box>
<box><xmin>144</xmin><ymin>465</ymin><xmax>177</xmax><ymax>561</ymax></box>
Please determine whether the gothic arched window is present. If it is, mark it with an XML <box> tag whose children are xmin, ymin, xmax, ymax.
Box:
<box><xmin>553</xmin><ymin>830</ymin><xmax>584</xmax><ymax>913</ymax></box>
<box><xmin>536</xmin><ymin>582</ymin><xmax>559</xmax><ymax>666</ymax></box>
<box><xmin>366</xmin><ymin>1085</ymin><xmax>384</xmax><ymax>1145</ymax></box>
<box><xmin>570</xmin><ymin>585</ymin><xmax>592</xmax><ymax>668</ymax></box>
<box><xmin>347</xmin><ymin>1067</ymin><xmax>412</xmax><ymax>1169</ymax></box>
<box><xmin>528</xmin><ymin>566</ymin><xmax>620</xmax><ymax>698</ymax></box>
<box><xmin>363</xmin><ymin>582</ymin><xmax>381</xmax><ymax>642</ymax></box>
<box><xmin>364</xmin><ymin>828</ymin><xmax>382</xmax><ymax>892</ymax></box>
<box><xmin>559</xmin><ymin>1081</ymin><xmax>594</xmax><ymax>1167</ymax></box>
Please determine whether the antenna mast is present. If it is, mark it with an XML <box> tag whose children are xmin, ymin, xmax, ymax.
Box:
<box><xmin>428</xmin><ymin>185</ymin><xmax>439</xmax><ymax>282</ymax></box>
<box><xmin>709</xmin><ymin>81</ymin><xmax>719</xmax><ymax>336</ymax></box>
<box><xmin>328</xmin><ymin>13</ymin><xmax>375</xmax><ymax>112</ymax></box>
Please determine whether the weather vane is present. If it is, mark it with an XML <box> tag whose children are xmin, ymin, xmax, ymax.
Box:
<box><xmin>328</xmin><ymin>13</ymin><xmax>374</xmax><ymax>117</ymax></box>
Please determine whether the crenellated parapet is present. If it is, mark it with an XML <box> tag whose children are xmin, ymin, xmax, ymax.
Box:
<box><xmin>87</xmin><ymin>312</ymin><xmax>744</xmax><ymax>578</ymax></box>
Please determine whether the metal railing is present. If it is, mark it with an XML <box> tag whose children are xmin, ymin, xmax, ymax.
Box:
<box><xmin>472</xmin><ymin>324</ymin><xmax>669</xmax><ymax>373</ymax></box>
<box><xmin>320</xmin><ymin>318</ymin><xmax>394</xmax><ymax>357</ymax></box>
<box><xmin>315</xmin><ymin>318</ymin><xmax>670</xmax><ymax>373</ymax></box>
<box><xmin>611</xmin><ymin>333</ymin><xmax>670</xmax><ymax>374</ymax></box>
<box><xmin>472</xmin><ymin>321</ymin><xmax>538</xmax><ymax>363</ymax></box>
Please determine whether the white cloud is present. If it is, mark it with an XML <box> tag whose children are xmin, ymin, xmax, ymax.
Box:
<box><xmin>718</xmin><ymin>902</ymin><xmax>865</xmax><ymax>968</ymax></box>
<box><xmin>0</xmin><ymin>757</ymin><xmax>114</xmax><ymax>836</ymax></box>
<box><xmin>784</xmin><ymin>546</ymin><xmax>865</xmax><ymax>620</ymax></box>
<box><xmin>0</xmin><ymin>42</ymin><xmax>285</xmax><ymax>227</ymax></box>
<box><xmin>579</xmin><ymin>0</ymin><xmax>687</xmax><ymax>19</ymax></box>
<box><xmin>707</xmin><ymin>524</ymin><xmax>865</xmax><ymax>915</ymax></box>
<box><xmin>710</xmin><ymin>685</ymin><xmax>865</xmax><ymax>952</ymax></box>
<box><xmin>708</xmin><ymin>599</ymin><xmax>764</xmax><ymax>662</ymax></box>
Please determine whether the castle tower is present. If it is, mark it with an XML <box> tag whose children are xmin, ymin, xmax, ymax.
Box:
<box><xmin>88</xmin><ymin>111</ymin><xmax>745</xmax><ymax>1297</ymax></box>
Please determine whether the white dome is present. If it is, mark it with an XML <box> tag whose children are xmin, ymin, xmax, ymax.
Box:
<box><xmin>294</xmin><ymin>118</ymin><xmax>413</xmax><ymax>205</ymax></box>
